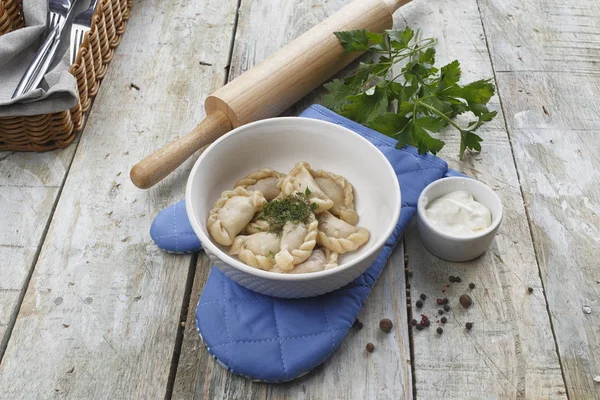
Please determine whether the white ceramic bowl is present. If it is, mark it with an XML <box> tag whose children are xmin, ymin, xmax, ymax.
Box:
<box><xmin>186</xmin><ymin>117</ymin><xmax>401</xmax><ymax>298</ymax></box>
<box><xmin>417</xmin><ymin>177</ymin><xmax>503</xmax><ymax>262</ymax></box>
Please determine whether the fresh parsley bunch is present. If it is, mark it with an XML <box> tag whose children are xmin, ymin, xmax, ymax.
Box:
<box><xmin>323</xmin><ymin>27</ymin><xmax>497</xmax><ymax>159</ymax></box>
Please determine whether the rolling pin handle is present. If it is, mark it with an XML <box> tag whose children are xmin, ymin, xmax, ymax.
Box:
<box><xmin>130</xmin><ymin>110</ymin><xmax>232</xmax><ymax>189</ymax></box>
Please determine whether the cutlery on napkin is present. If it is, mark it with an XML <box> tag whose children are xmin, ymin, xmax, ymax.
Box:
<box><xmin>12</xmin><ymin>0</ymin><xmax>79</xmax><ymax>97</ymax></box>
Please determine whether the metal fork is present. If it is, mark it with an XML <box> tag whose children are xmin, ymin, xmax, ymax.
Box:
<box><xmin>11</xmin><ymin>0</ymin><xmax>77</xmax><ymax>98</ymax></box>
<box><xmin>48</xmin><ymin>0</ymin><xmax>74</xmax><ymax>32</ymax></box>
<box><xmin>70</xmin><ymin>0</ymin><xmax>100</xmax><ymax>64</ymax></box>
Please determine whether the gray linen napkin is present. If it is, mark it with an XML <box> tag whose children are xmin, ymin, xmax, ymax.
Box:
<box><xmin>0</xmin><ymin>0</ymin><xmax>84</xmax><ymax>117</ymax></box>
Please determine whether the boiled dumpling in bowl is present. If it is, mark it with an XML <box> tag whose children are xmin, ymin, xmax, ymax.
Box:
<box><xmin>273</xmin><ymin>216</ymin><xmax>318</xmax><ymax>271</ymax></box>
<box><xmin>207</xmin><ymin>186</ymin><xmax>266</xmax><ymax>246</ymax></box>
<box><xmin>230</xmin><ymin>231</ymin><xmax>281</xmax><ymax>270</ymax></box>
<box><xmin>316</xmin><ymin>211</ymin><xmax>370</xmax><ymax>254</ymax></box>
<box><xmin>273</xmin><ymin>248</ymin><xmax>338</xmax><ymax>274</ymax></box>
<box><xmin>234</xmin><ymin>168</ymin><xmax>285</xmax><ymax>201</ymax></box>
<box><xmin>278</xmin><ymin>162</ymin><xmax>334</xmax><ymax>213</ymax></box>
<box><xmin>313</xmin><ymin>169</ymin><xmax>358</xmax><ymax>225</ymax></box>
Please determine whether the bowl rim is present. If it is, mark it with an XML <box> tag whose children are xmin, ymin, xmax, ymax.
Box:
<box><xmin>185</xmin><ymin>116</ymin><xmax>401</xmax><ymax>281</ymax></box>
<box><xmin>417</xmin><ymin>176</ymin><xmax>503</xmax><ymax>240</ymax></box>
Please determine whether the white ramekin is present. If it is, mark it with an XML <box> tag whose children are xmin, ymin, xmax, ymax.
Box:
<box><xmin>417</xmin><ymin>177</ymin><xmax>503</xmax><ymax>262</ymax></box>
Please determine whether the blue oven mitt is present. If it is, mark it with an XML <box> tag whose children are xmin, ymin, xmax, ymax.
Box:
<box><xmin>150</xmin><ymin>104</ymin><xmax>462</xmax><ymax>382</ymax></box>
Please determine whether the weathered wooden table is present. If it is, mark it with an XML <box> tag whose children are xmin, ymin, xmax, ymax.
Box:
<box><xmin>1</xmin><ymin>0</ymin><xmax>599</xmax><ymax>398</ymax></box>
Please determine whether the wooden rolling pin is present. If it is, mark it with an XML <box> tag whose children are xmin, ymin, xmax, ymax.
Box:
<box><xmin>130</xmin><ymin>0</ymin><xmax>411</xmax><ymax>189</ymax></box>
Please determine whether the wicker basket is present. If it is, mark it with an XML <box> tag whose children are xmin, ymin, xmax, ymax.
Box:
<box><xmin>0</xmin><ymin>0</ymin><xmax>132</xmax><ymax>151</ymax></box>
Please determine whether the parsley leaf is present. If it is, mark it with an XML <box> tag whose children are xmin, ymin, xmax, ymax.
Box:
<box><xmin>334</xmin><ymin>30</ymin><xmax>370</xmax><ymax>52</ymax></box>
<box><xmin>327</xmin><ymin>28</ymin><xmax>497</xmax><ymax>158</ymax></box>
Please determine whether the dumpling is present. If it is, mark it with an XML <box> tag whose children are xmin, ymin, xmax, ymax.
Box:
<box><xmin>278</xmin><ymin>162</ymin><xmax>334</xmax><ymax>213</ymax></box>
<box><xmin>316</xmin><ymin>211</ymin><xmax>370</xmax><ymax>254</ymax></box>
<box><xmin>234</xmin><ymin>168</ymin><xmax>285</xmax><ymax>201</ymax></box>
<box><xmin>273</xmin><ymin>248</ymin><xmax>338</xmax><ymax>274</ymax></box>
<box><xmin>313</xmin><ymin>169</ymin><xmax>358</xmax><ymax>225</ymax></box>
<box><xmin>230</xmin><ymin>232</ymin><xmax>281</xmax><ymax>270</ymax></box>
<box><xmin>207</xmin><ymin>186</ymin><xmax>266</xmax><ymax>246</ymax></box>
<box><xmin>273</xmin><ymin>216</ymin><xmax>318</xmax><ymax>271</ymax></box>
<box><xmin>244</xmin><ymin>216</ymin><xmax>270</xmax><ymax>234</ymax></box>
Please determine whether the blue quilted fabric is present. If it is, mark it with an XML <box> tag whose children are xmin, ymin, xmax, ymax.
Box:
<box><xmin>151</xmin><ymin>105</ymin><xmax>461</xmax><ymax>382</ymax></box>
<box><xmin>150</xmin><ymin>200</ymin><xmax>201</xmax><ymax>254</ymax></box>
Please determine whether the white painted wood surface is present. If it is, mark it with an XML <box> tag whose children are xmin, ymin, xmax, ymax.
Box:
<box><xmin>0</xmin><ymin>147</ymin><xmax>76</xmax><ymax>352</ymax></box>
<box><xmin>2</xmin><ymin>0</ymin><xmax>599</xmax><ymax>398</ymax></box>
<box><xmin>0</xmin><ymin>0</ymin><xmax>238</xmax><ymax>397</ymax></box>
<box><xmin>480</xmin><ymin>0</ymin><xmax>600</xmax><ymax>396</ymax></box>
<box><xmin>399</xmin><ymin>0</ymin><xmax>567</xmax><ymax>398</ymax></box>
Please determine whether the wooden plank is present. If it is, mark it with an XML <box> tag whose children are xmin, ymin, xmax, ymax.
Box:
<box><xmin>0</xmin><ymin>147</ymin><xmax>77</xmax><ymax>352</ymax></box>
<box><xmin>0</xmin><ymin>0</ymin><xmax>239</xmax><ymax>397</ymax></box>
<box><xmin>479</xmin><ymin>1</ymin><xmax>600</xmax><ymax>395</ymax></box>
<box><xmin>173</xmin><ymin>249</ymin><xmax>411</xmax><ymax>400</ymax></box>
<box><xmin>491</xmin><ymin>71</ymin><xmax>600</xmax><ymax>399</ymax></box>
<box><xmin>172</xmin><ymin>1</ymin><xmax>412</xmax><ymax>397</ymax></box>
<box><xmin>397</xmin><ymin>0</ymin><xmax>568</xmax><ymax>398</ymax></box>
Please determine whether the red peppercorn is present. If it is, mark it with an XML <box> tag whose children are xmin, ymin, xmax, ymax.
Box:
<box><xmin>436</xmin><ymin>298</ymin><xmax>443</xmax><ymax>305</ymax></box>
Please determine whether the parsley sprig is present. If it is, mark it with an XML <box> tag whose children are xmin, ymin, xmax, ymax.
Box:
<box><xmin>323</xmin><ymin>27</ymin><xmax>497</xmax><ymax>159</ymax></box>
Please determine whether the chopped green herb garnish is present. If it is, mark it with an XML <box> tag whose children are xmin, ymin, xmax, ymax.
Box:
<box><xmin>311</xmin><ymin>203</ymin><xmax>318</xmax><ymax>211</ymax></box>
<box><xmin>305</xmin><ymin>187</ymin><xmax>312</xmax><ymax>196</ymax></box>
<box><xmin>267</xmin><ymin>251</ymin><xmax>275</xmax><ymax>259</ymax></box>
<box><xmin>260</xmin><ymin>193</ymin><xmax>314</xmax><ymax>234</ymax></box>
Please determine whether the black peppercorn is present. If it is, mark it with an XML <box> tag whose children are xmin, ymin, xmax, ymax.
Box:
<box><xmin>443</xmin><ymin>298</ymin><xmax>449</xmax><ymax>304</ymax></box>
<box><xmin>420</xmin><ymin>294</ymin><xmax>426</xmax><ymax>301</ymax></box>
<box><xmin>416</xmin><ymin>300</ymin><xmax>423</xmax><ymax>308</ymax></box>
<box><xmin>443</xmin><ymin>304</ymin><xmax>450</xmax><ymax>312</ymax></box>
<box><xmin>527</xmin><ymin>287</ymin><xmax>534</xmax><ymax>293</ymax></box>
<box><xmin>366</xmin><ymin>343</ymin><xmax>375</xmax><ymax>352</ymax></box>
<box><xmin>441</xmin><ymin>317</ymin><xmax>447</xmax><ymax>324</ymax></box>
<box><xmin>455</xmin><ymin>276</ymin><xmax>462</xmax><ymax>283</ymax></box>
<box><xmin>357</xmin><ymin>322</ymin><xmax>363</xmax><ymax>330</ymax></box>
<box><xmin>449</xmin><ymin>275</ymin><xmax>456</xmax><ymax>282</ymax></box>
<box><xmin>410</xmin><ymin>319</ymin><xmax>417</xmax><ymax>326</ymax></box>
<box><xmin>380</xmin><ymin>318</ymin><xmax>393</xmax><ymax>333</ymax></box>
<box><xmin>459</xmin><ymin>294</ymin><xmax>473</xmax><ymax>308</ymax></box>
<box><xmin>469</xmin><ymin>282</ymin><xmax>475</xmax><ymax>289</ymax></box>
<box><xmin>438</xmin><ymin>309</ymin><xmax>444</xmax><ymax>315</ymax></box>
<box><xmin>436</xmin><ymin>327</ymin><xmax>443</xmax><ymax>335</ymax></box>
<box><xmin>424</xmin><ymin>320</ymin><xmax>431</xmax><ymax>327</ymax></box>
<box><xmin>466</xmin><ymin>322</ymin><xmax>473</xmax><ymax>330</ymax></box>
<box><xmin>416</xmin><ymin>325</ymin><xmax>423</xmax><ymax>331</ymax></box>
<box><xmin>353</xmin><ymin>319</ymin><xmax>360</xmax><ymax>328</ymax></box>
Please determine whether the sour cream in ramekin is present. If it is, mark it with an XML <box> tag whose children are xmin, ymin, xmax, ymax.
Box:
<box><xmin>424</xmin><ymin>190</ymin><xmax>492</xmax><ymax>237</ymax></box>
